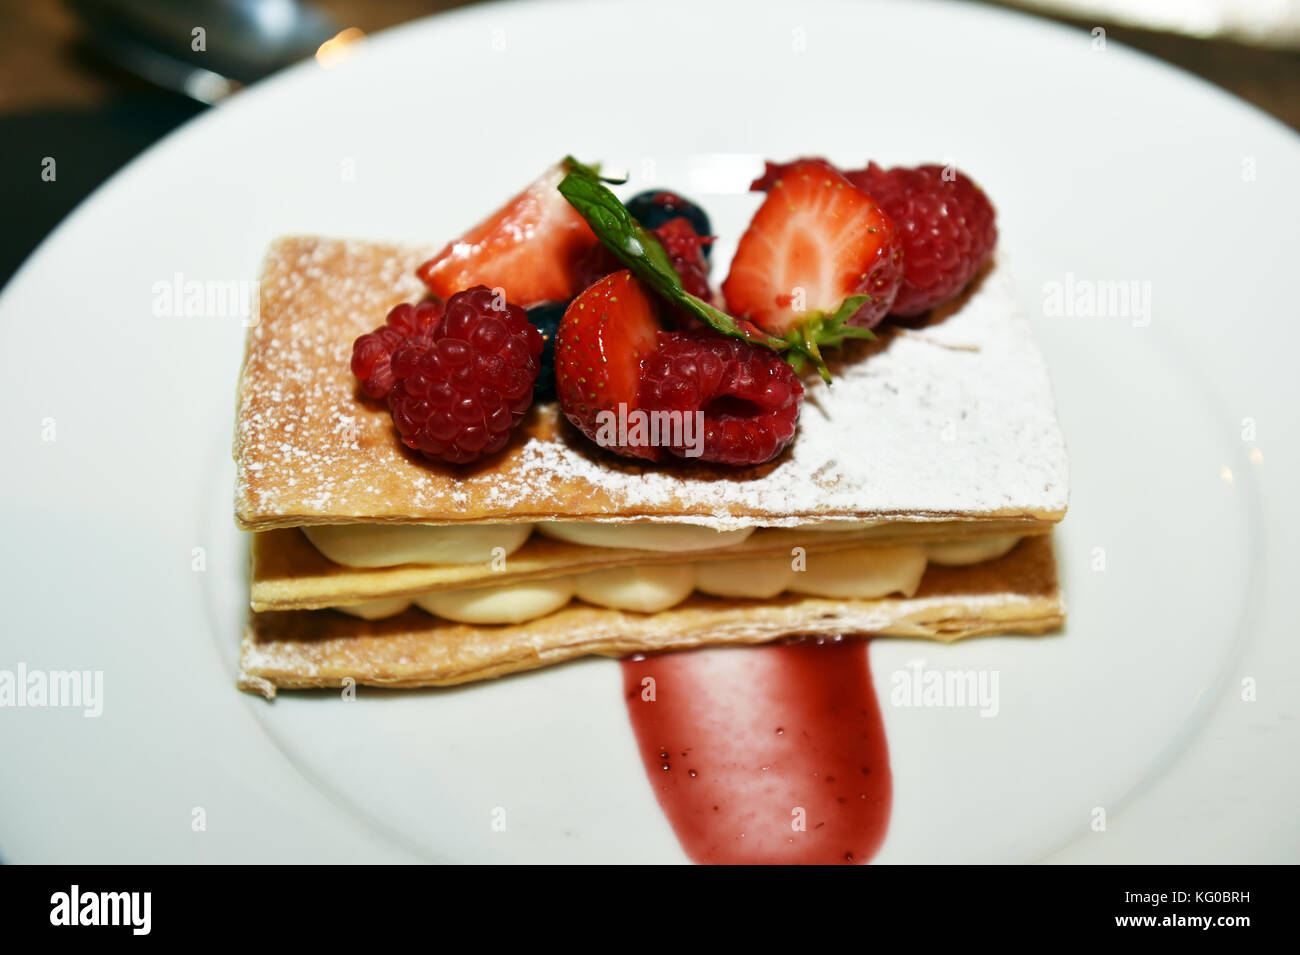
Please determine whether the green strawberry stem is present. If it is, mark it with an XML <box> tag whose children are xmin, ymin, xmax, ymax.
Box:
<box><xmin>559</xmin><ymin>157</ymin><xmax>871</xmax><ymax>384</ymax></box>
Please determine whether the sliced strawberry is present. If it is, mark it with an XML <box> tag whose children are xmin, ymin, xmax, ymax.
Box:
<box><xmin>417</xmin><ymin>162</ymin><xmax>597</xmax><ymax>307</ymax></box>
<box><xmin>555</xmin><ymin>270</ymin><xmax>662</xmax><ymax>461</ymax></box>
<box><xmin>722</xmin><ymin>160</ymin><xmax>903</xmax><ymax>348</ymax></box>
<box><xmin>748</xmin><ymin>156</ymin><xmax>839</xmax><ymax>193</ymax></box>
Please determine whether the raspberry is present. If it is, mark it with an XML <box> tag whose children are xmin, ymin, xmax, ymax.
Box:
<box><xmin>653</xmin><ymin>217</ymin><xmax>713</xmax><ymax>301</ymax></box>
<box><xmin>351</xmin><ymin>327</ymin><xmax>404</xmax><ymax>399</ymax></box>
<box><xmin>844</xmin><ymin>163</ymin><xmax>997</xmax><ymax>317</ymax></box>
<box><xmin>350</xmin><ymin>299</ymin><xmax>444</xmax><ymax>398</ymax></box>
<box><xmin>384</xmin><ymin>287</ymin><xmax>543</xmax><ymax>464</ymax></box>
<box><xmin>639</xmin><ymin>332</ymin><xmax>804</xmax><ymax>466</ymax></box>
<box><xmin>385</xmin><ymin>299</ymin><xmax>443</xmax><ymax>339</ymax></box>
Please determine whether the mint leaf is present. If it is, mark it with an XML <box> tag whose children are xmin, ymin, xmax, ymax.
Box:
<box><xmin>562</xmin><ymin>156</ymin><xmax>627</xmax><ymax>186</ymax></box>
<box><xmin>558</xmin><ymin>158</ymin><xmax>834</xmax><ymax>379</ymax></box>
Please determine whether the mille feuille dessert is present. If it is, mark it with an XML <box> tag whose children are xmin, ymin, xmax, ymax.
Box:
<box><xmin>234</xmin><ymin>158</ymin><xmax>1068</xmax><ymax>696</ymax></box>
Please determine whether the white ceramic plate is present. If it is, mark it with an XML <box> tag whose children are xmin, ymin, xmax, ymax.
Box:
<box><xmin>1</xmin><ymin>0</ymin><xmax>1296</xmax><ymax>863</ymax></box>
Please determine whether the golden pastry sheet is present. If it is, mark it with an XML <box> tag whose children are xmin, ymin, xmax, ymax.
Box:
<box><xmin>234</xmin><ymin>237</ymin><xmax>1070</xmax><ymax>531</ymax></box>
<box><xmin>251</xmin><ymin>519</ymin><xmax>1048</xmax><ymax>611</ymax></box>
<box><xmin>239</xmin><ymin>535</ymin><xmax>1062</xmax><ymax>696</ymax></box>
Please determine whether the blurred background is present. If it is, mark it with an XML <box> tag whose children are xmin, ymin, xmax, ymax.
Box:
<box><xmin>1</xmin><ymin>0</ymin><xmax>1297</xmax><ymax>288</ymax></box>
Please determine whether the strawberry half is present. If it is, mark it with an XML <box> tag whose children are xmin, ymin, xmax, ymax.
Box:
<box><xmin>555</xmin><ymin>270</ymin><xmax>662</xmax><ymax>461</ymax></box>
<box><xmin>722</xmin><ymin>159</ymin><xmax>903</xmax><ymax>354</ymax></box>
<box><xmin>417</xmin><ymin>162</ymin><xmax>597</xmax><ymax>307</ymax></box>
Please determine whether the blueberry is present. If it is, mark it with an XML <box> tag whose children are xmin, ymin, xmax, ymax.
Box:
<box><xmin>626</xmin><ymin>191</ymin><xmax>713</xmax><ymax>259</ymax></box>
<box><xmin>526</xmin><ymin>302</ymin><xmax>567</xmax><ymax>402</ymax></box>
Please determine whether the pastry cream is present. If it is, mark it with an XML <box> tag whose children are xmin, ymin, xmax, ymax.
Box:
<box><xmin>302</xmin><ymin>520</ymin><xmax>756</xmax><ymax>568</ymax></box>
<box><xmin>302</xmin><ymin>522</ymin><xmax>532</xmax><ymax>567</ymax></box>
<box><xmin>301</xmin><ymin>518</ymin><xmax>1010</xmax><ymax>569</ymax></box>
<box><xmin>695</xmin><ymin>554</ymin><xmax>793</xmax><ymax>599</ymax></box>
<box><xmin>538</xmin><ymin>521</ymin><xmax>754</xmax><ymax>552</ymax></box>
<box><xmin>329</xmin><ymin>541</ymin><xmax>995</xmax><ymax>624</ymax></box>
<box><xmin>333</xmin><ymin>596</ymin><xmax>415</xmax><ymax>620</ymax></box>
<box><xmin>925</xmin><ymin>534</ymin><xmax>1020</xmax><ymax>566</ymax></box>
<box><xmin>415</xmin><ymin>577</ymin><xmax>574</xmax><ymax>625</ymax></box>
<box><xmin>573</xmin><ymin>563</ymin><xmax>698</xmax><ymax>612</ymax></box>
<box><xmin>794</xmin><ymin>547</ymin><xmax>928</xmax><ymax>599</ymax></box>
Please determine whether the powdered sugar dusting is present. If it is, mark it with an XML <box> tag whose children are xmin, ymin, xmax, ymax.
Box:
<box><xmin>234</xmin><ymin>238</ymin><xmax>1068</xmax><ymax>531</ymax></box>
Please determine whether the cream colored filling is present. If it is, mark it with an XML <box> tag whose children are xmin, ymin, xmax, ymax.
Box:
<box><xmin>573</xmin><ymin>563</ymin><xmax>698</xmax><ymax>612</ymax></box>
<box><xmin>924</xmin><ymin>534</ymin><xmax>1021</xmax><ymax>566</ymax></box>
<box><xmin>302</xmin><ymin>518</ymin><xmax>911</xmax><ymax>570</ymax></box>
<box><xmin>414</xmin><ymin>577</ymin><xmax>574</xmax><ymax>625</ymax></box>
<box><xmin>538</xmin><ymin>521</ymin><xmax>754</xmax><ymax>553</ymax></box>
<box><xmin>333</xmin><ymin>595</ymin><xmax>414</xmax><ymax>620</ymax></box>
<box><xmin>302</xmin><ymin>522</ymin><xmax>532</xmax><ymax>568</ymax></box>
<box><xmin>330</xmin><ymin>541</ymin><xmax>1008</xmax><ymax>624</ymax></box>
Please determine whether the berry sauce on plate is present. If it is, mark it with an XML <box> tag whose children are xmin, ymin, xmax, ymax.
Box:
<box><xmin>621</xmin><ymin>638</ymin><xmax>892</xmax><ymax>864</ymax></box>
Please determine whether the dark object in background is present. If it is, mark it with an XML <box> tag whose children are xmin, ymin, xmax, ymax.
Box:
<box><xmin>66</xmin><ymin>0</ymin><xmax>338</xmax><ymax>102</ymax></box>
<box><xmin>1</xmin><ymin>0</ymin><xmax>341</xmax><ymax>289</ymax></box>
<box><xmin>0</xmin><ymin>95</ymin><xmax>204</xmax><ymax>288</ymax></box>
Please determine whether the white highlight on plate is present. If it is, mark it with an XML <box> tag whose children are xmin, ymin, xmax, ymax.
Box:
<box><xmin>684</xmin><ymin>153</ymin><xmax>765</xmax><ymax>195</ymax></box>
